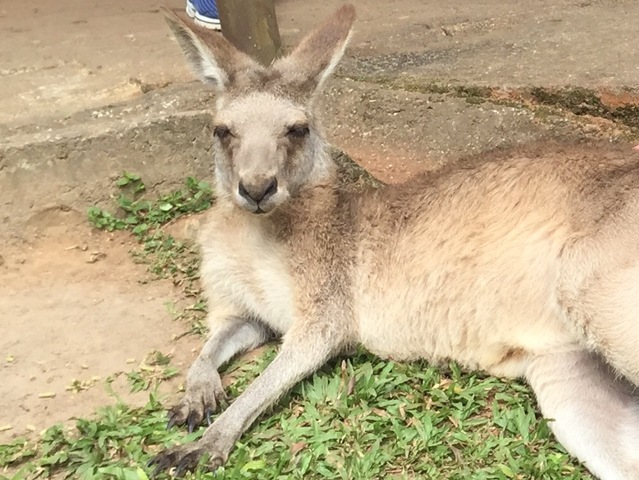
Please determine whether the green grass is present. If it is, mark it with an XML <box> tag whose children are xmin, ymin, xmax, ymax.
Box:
<box><xmin>122</xmin><ymin>351</ymin><xmax>180</xmax><ymax>394</ymax></box>
<box><xmin>1</xmin><ymin>351</ymin><xmax>591</xmax><ymax>480</ymax></box>
<box><xmin>0</xmin><ymin>173</ymin><xmax>593</xmax><ymax>480</ymax></box>
<box><xmin>87</xmin><ymin>172</ymin><xmax>213</xmax><ymax>334</ymax></box>
<box><xmin>87</xmin><ymin>172</ymin><xmax>213</xmax><ymax>236</ymax></box>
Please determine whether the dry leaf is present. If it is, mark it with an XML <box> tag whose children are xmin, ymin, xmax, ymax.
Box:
<box><xmin>347</xmin><ymin>375</ymin><xmax>356</xmax><ymax>396</ymax></box>
<box><xmin>372</xmin><ymin>407</ymin><xmax>389</xmax><ymax>417</ymax></box>
<box><xmin>290</xmin><ymin>441</ymin><xmax>307</xmax><ymax>456</ymax></box>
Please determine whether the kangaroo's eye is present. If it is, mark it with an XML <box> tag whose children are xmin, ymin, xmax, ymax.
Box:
<box><xmin>214</xmin><ymin>125</ymin><xmax>232</xmax><ymax>140</ymax></box>
<box><xmin>286</xmin><ymin>124</ymin><xmax>310</xmax><ymax>139</ymax></box>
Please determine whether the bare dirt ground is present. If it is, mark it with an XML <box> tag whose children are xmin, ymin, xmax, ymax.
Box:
<box><xmin>0</xmin><ymin>212</ymin><xmax>202</xmax><ymax>441</ymax></box>
<box><xmin>1</xmin><ymin>0</ymin><xmax>639</xmax><ymax>447</ymax></box>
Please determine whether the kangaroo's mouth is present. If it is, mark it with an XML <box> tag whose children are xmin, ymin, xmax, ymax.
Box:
<box><xmin>234</xmin><ymin>185</ymin><xmax>289</xmax><ymax>215</ymax></box>
<box><xmin>236</xmin><ymin>199</ymin><xmax>276</xmax><ymax>215</ymax></box>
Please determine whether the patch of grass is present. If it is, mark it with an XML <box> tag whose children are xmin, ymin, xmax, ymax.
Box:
<box><xmin>332</xmin><ymin>148</ymin><xmax>385</xmax><ymax>190</ymax></box>
<box><xmin>87</xmin><ymin>172</ymin><xmax>214</xmax><ymax>333</ymax></box>
<box><xmin>451</xmin><ymin>85</ymin><xmax>493</xmax><ymax>105</ymax></box>
<box><xmin>1</xmin><ymin>350</ymin><xmax>592</xmax><ymax>479</ymax></box>
<box><xmin>401</xmin><ymin>80</ymin><xmax>453</xmax><ymax>96</ymax></box>
<box><xmin>359</xmin><ymin>77</ymin><xmax>496</xmax><ymax>105</ymax></box>
<box><xmin>1</xmin><ymin>393</ymin><xmax>190</xmax><ymax>480</ymax></box>
<box><xmin>122</xmin><ymin>351</ymin><xmax>180</xmax><ymax>394</ymax></box>
<box><xmin>87</xmin><ymin>172</ymin><xmax>213</xmax><ymax>236</ymax></box>
<box><xmin>609</xmin><ymin>104</ymin><xmax>639</xmax><ymax>129</ymax></box>
<box><xmin>0</xmin><ymin>438</ymin><xmax>36</xmax><ymax>473</ymax></box>
<box><xmin>529</xmin><ymin>86</ymin><xmax>639</xmax><ymax>128</ymax></box>
<box><xmin>529</xmin><ymin>86</ymin><xmax>607</xmax><ymax>118</ymax></box>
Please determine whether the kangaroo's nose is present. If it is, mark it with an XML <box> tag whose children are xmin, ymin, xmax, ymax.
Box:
<box><xmin>238</xmin><ymin>177</ymin><xmax>278</xmax><ymax>204</ymax></box>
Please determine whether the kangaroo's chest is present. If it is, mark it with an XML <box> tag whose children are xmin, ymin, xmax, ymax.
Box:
<box><xmin>199</xmin><ymin>216</ymin><xmax>296</xmax><ymax>334</ymax></box>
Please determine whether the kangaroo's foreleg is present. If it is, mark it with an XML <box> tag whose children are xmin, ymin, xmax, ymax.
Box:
<box><xmin>150</xmin><ymin>319</ymin><xmax>345</xmax><ymax>476</ymax></box>
<box><xmin>167</xmin><ymin>316</ymin><xmax>275</xmax><ymax>432</ymax></box>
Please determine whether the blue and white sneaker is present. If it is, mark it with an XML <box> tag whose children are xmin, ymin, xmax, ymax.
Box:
<box><xmin>186</xmin><ymin>0</ymin><xmax>221</xmax><ymax>31</ymax></box>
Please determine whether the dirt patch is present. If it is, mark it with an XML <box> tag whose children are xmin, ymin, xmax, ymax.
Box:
<box><xmin>0</xmin><ymin>213</ymin><xmax>201</xmax><ymax>442</ymax></box>
<box><xmin>347</xmin><ymin>145</ymin><xmax>430</xmax><ymax>184</ymax></box>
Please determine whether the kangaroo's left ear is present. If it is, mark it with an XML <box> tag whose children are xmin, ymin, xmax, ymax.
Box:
<box><xmin>162</xmin><ymin>7</ymin><xmax>263</xmax><ymax>91</ymax></box>
<box><xmin>272</xmin><ymin>5</ymin><xmax>356</xmax><ymax>96</ymax></box>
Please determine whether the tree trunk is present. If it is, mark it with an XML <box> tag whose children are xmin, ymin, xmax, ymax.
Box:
<box><xmin>217</xmin><ymin>0</ymin><xmax>282</xmax><ymax>66</ymax></box>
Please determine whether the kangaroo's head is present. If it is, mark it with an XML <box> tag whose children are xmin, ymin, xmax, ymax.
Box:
<box><xmin>164</xmin><ymin>5</ymin><xmax>356</xmax><ymax>214</ymax></box>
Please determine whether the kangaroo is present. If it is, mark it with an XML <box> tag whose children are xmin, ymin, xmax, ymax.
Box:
<box><xmin>149</xmin><ymin>6</ymin><xmax>639</xmax><ymax>479</ymax></box>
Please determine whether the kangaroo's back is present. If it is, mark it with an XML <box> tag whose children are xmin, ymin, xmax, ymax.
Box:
<box><xmin>353</xmin><ymin>143</ymin><xmax>639</xmax><ymax>371</ymax></box>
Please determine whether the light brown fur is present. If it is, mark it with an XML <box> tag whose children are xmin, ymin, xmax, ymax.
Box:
<box><xmin>150</xmin><ymin>6</ymin><xmax>639</xmax><ymax>479</ymax></box>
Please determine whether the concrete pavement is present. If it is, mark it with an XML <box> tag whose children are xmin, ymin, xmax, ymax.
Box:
<box><xmin>1</xmin><ymin>0</ymin><xmax>638</xmax><ymax>237</ymax></box>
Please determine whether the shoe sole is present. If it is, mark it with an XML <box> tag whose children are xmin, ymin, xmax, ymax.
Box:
<box><xmin>194</xmin><ymin>12</ymin><xmax>221</xmax><ymax>30</ymax></box>
<box><xmin>186</xmin><ymin>0</ymin><xmax>196</xmax><ymax>18</ymax></box>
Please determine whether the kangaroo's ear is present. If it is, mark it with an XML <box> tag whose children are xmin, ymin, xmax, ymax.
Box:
<box><xmin>273</xmin><ymin>5</ymin><xmax>356</xmax><ymax>95</ymax></box>
<box><xmin>162</xmin><ymin>7</ymin><xmax>262</xmax><ymax>90</ymax></box>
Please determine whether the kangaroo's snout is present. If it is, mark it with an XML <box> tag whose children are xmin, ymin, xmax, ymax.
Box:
<box><xmin>237</xmin><ymin>176</ymin><xmax>279</xmax><ymax>213</ymax></box>
<box><xmin>238</xmin><ymin>177</ymin><xmax>278</xmax><ymax>204</ymax></box>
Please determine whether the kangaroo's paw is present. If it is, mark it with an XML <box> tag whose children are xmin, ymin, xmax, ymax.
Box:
<box><xmin>166</xmin><ymin>369</ymin><xmax>226</xmax><ymax>432</ymax></box>
<box><xmin>147</xmin><ymin>443</ymin><xmax>224</xmax><ymax>478</ymax></box>
<box><xmin>148</xmin><ymin>434</ymin><xmax>231</xmax><ymax>478</ymax></box>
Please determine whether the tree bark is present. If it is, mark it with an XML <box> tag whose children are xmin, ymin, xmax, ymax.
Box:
<box><xmin>217</xmin><ymin>0</ymin><xmax>282</xmax><ymax>66</ymax></box>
